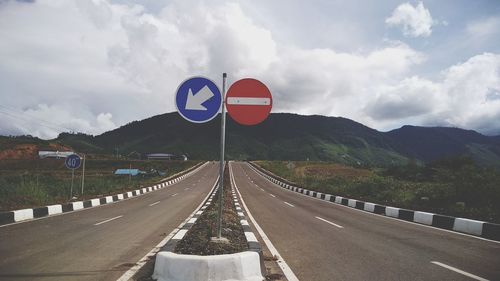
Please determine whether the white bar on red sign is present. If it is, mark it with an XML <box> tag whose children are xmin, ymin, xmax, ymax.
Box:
<box><xmin>226</xmin><ymin>97</ymin><xmax>270</xmax><ymax>105</ymax></box>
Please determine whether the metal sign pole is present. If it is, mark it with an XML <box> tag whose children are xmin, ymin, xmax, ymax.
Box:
<box><xmin>70</xmin><ymin>168</ymin><xmax>74</xmax><ymax>200</ymax></box>
<box><xmin>81</xmin><ymin>154</ymin><xmax>86</xmax><ymax>196</ymax></box>
<box><xmin>217</xmin><ymin>72</ymin><xmax>227</xmax><ymax>238</ymax></box>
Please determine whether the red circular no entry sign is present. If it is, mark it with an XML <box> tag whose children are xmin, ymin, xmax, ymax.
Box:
<box><xmin>225</xmin><ymin>78</ymin><xmax>273</xmax><ymax>126</ymax></box>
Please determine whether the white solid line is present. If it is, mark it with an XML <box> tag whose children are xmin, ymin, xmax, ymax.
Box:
<box><xmin>270</xmin><ymin>194</ymin><xmax>276</xmax><ymax>198</ymax></box>
<box><xmin>148</xmin><ymin>201</ymin><xmax>160</xmax><ymax>207</ymax></box>
<box><xmin>431</xmin><ymin>261</ymin><xmax>489</xmax><ymax>281</ymax></box>
<box><xmin>171</xmin><ymin>193</ymin><xmax>178</xmax><ymax>197</ymax></box>
<box><xmin>284</xmin><ymin>202</ymin><xmax>295</xmax><ymax>207</ymax></box>
<box><xmin>94</xmin><ymin>215</ymin><xmax>123</xmax><ymax>226</ymax></box>
<box><xmin>229</xmin><ymin>163</ymin><xmax>299</xmax><ymax>281</ymax></box>
<box><xmin>116</xmin><ymin>174</ymin><xmax>220</xmax><ymax>281</ymax></box>
<box><xmin>315</xmin><ymin>216</ymin><xmax>344</xmax><ymax>229</ymax></box>
<box><xmin>226</xmin><ymin>97</ymin><xmax>270</xmax><ymax>105</ymax></box>
<box><xmin>245</xmin><ymin>163</ymin><xmax>500</xmax><ymax>245</ymax></box>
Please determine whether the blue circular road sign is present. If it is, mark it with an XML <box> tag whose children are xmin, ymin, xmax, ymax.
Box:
<box><xmin>175</xmin><ymin>76</ymin><xmax>222</xmax><ymax>123</ymax></box>
<box><xmin>65</xmin><ymin>154</ymin><xmax>81</xmax><ymax>169</ymax></box>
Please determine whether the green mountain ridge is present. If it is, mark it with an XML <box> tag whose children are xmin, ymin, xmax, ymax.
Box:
<box><xmin>2</xmin><ymin>112</ymin><xmax>500</xmax><ymax>167</ymax></box>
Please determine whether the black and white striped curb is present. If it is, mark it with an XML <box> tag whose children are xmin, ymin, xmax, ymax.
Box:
<box><xmin>0</xmin><ymin>162</ymin><xmax>208</xmax><ymax>226</ymax></box>
<box><xmin>160</xmin><ymin>178</ymin><xmax>220</xmax><ymax>252</ymax></box>
<box><xmin>248</xmin><ymin>162</ymin><xmax>500</xmax><ymax>242</ymax></box>
<box><xmin>229</xmin><ymin>163</ymin><xmax>261</xmax><ymax>253</ymax></box>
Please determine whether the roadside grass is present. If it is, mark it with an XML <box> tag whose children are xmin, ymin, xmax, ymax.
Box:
<box><xmin>0</xmin><ymin>159</ymin><xmax>199</xmax><ymax>211</ymax></box>
<box><xmin>256</xmin><ymin>158</ymin><xmax>500</xmax><ymax>224</ymax></box>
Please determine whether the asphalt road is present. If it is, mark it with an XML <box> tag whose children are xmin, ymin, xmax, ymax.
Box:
<box><xmin>0</xmin><ymin>162</ymin><xmax>219</xmax><ymax>281</ymax></box>
<box><xmin>230</xmin><ymin>162</ymin><xmax>500</xmax><ymax>281</ymax></box>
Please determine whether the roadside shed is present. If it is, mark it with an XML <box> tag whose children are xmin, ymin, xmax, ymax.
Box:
<box><xmin>114</xmin><ymin>169</ymin><xmax>140</xmax><ymax>176</ymax></box>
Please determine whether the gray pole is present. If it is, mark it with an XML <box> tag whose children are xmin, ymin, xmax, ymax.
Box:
<box><xmin>81</xmin><ymin>154</ymin><xmax>86</xmax><ymax>196</ymax></box>
<box><xmin>217</xmin><ymin>72</ymin><xmax>227</xmax><ymax>238</ymax></box>
<box><xmin>70</xmin><ymin>168</ymin><xmax>74</xmax><ymax>200</ymax></box>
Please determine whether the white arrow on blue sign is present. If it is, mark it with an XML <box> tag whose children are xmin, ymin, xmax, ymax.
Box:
<box><xmin>175</xmin><ymin>76</ymin><xmax>222</xmax><ymax>123</ymax></box>
<box><xmin>65</xmin><ymin>154</ymin><xmax>81</xmax><ymax>169</ymax></box>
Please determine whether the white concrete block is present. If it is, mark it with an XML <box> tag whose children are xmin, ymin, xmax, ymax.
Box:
<box><xmin>335</xmin><ymin>196</ymin><xmax>343</xmax><ymax>204</ymax></box>
<box><xmin>14</xmin><ymin>209</ymin><xmax>33</xmax><ymax>222</ymax></box>
<box><xmin>91</xmin><ymin>199</ymin><xmax>100</xmax><ymax>207</ymax></box>
<box><xmin>142</xmin><ymin>188</ymin><xmax>147</xmax><ymax>193</ymax></box>
<box><xmin>348</xmin><ymin>199</ymin><xmax>357</xmax><ymax>208</ymax></box>
<box><xmin>172</xmin><ymin>229</ymin><xmax>188</xmax><ymax>240</ymax></box>
<box><xmin>188</xmin><ymin>218</ymin><xmax>197</xmax><ymax>224</ymax></box>
<box><xmin>414</xmin><ymin>211</ymin><xmax>434</xmax><ymax>225</ymax></box>
<box><xmin>153</xmin><ymin>251</ymin><xmax>263</xmax><ymax>281</ymax></box>
<box><xmin>245</xmin><ymin>232</ymin><xmax>258</xmax><ymax>242</ymax></box>
<box><xmin>127</xmin><ymin>192</ymin><xmax>133</xmax><ymax>198</ymax></box>
<box><xmin>453</xmin><ymin>218</ymin><xmax>484</xmax><ymax>236</ymax></box>
<box><xmin>385</xmin><ymin>207</ymin><xmax>399</xmax><ymax>218</ymax></box>
<box><xmin>72</xmin><ymin>201</ymin><xmax>84</xmax><ymax>210</ymax></box>
<box><xmin>105</xmin><ymin>196</ymin><xmax>113</xmax><ymax>203</ymax></box>
<box><xmin>47</xmin><ymin>205</ymin><xmax>62</xmax><ymax>215</ymax></box>
<box><xmin>117</xmin><ymin>194</ymin><xmax>124</xmax><ymax>200</ymax></box>
<box><xmin>237</xmin><ymin>212</ymin><xmax>244</xmax><ymax>217</ymax></box>
<box><xmin>316</xmin><ymin>192</ymin><xmax>322</xmax><ymax>199</ymax></box>
<box><xmin>363</xmin><ymin>202</ymin><xmax>375</xmax><ymax>212</ymax></box>
<box><xmin>324</xmin><ymin>195</ymin><xmax>332</xmax><ymax>201</ymax></box>
<box><xmin>240</xmin><ymin>220</ymin><xmax>249</xmax><ymax>226</ymax></box>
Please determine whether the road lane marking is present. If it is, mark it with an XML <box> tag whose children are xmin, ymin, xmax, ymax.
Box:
<box><xmin>431</xmin><ymin>261</ymin><xmax>489</xmax><ymax>281</ymax></box>
<box><xmin>94</xmin><ymin>215</ymin><xmax>123</xmax><ymax>226</ymax></box>
<box><xmin>315</xmin><ymin>216</ymin><xmax>344</xmax><ymax>229</ymax></box>
<box><xmin>284</xmin><ymin>201</ymin><xmax>294</xmax><ymax>207</ymax></box>
<box><xmin>269</xmin><ymin>194</ymin><xmax>276</xmax><ymax>198</ymax></box>
<box><xmin>185</xmin><ymin>188</ymin><xmax>190</xmax><ymax>190</ymax></box>
<box><xmin>260</xmin><ymin>188</ymin><xmax>265</xmax><ymax>191</ymax></box>
<box><xmin>148</xmin><ymin>201</ymin><xmax>160</xmax><ymax>207</ymax></box>
<box><xmin>229</xmin><ymin>163</ymin><xmax>299</xmax><ymax>281</ymax></box>
<box><xmin>171</xmin><ymin>193</ymin><xmax>178</xmax><ymax>197</ymax></box>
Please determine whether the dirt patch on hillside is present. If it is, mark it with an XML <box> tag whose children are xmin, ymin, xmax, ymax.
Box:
<box><xmin>0</xmin><ymin>143</ymin><xmax>72</xmax><ymax>160</ymax></box>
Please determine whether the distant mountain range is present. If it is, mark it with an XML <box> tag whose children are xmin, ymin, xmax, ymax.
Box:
<box><xmin>1</xmin><ymin>112</ymin><xmax>500</xmax><ymax>166</ymax></box>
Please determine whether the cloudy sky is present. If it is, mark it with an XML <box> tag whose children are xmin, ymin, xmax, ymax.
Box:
<box><xmin>0</xmin><ymin>0</ymin><xmax>499</xmax><ymax>139</ymax></box>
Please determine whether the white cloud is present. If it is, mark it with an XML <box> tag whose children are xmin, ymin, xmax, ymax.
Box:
<box><xmin>466</xmin><ymin>16</ymin><xmax>500</xmax><ymax>39</ymax></box>
<box><xmin>386</xmin><ymin>1</ymin><xmax>434</xmax><ymax>37</ymax></box>
<box><xmin>365</xmin><ymin>53</ymin><xmax>500</xmax><ymax>135</ymax></box>
<box><xmin>0</xmin><ymin>0</ymin><xmax>498</xmax><ymax>139</ymax></box>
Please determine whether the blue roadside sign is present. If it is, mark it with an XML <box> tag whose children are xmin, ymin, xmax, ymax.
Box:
<box><xmin>65</xmin><ymin>154</ymin><xmax>81</xmax><ymax>169</ymax></box>
<box><xmin>175</xmin><ymin>76</ymin><xmax>222</xmax><ymax>123</ymax></box>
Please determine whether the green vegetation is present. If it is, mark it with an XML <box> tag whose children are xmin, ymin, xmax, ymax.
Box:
<box><xmin>0</xmin><ymin>158</ymin><xmax>199</xmax><ymax>211</ymax></box>
<box><xmin>257</xmin><ymin>157</ymin><xmax>500</xmax><ymax>223</ymax></box>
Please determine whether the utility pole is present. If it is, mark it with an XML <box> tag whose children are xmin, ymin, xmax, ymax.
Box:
<box><xmin>81</xmin><ymin>154</ymin><xmax>86</xmax><ymax>197</ymax></box>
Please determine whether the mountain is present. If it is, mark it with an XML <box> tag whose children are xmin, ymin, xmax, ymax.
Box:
<box><xmin>2</xmin><ymin>113</ymin><xmax>500</xmax><ymax>166</ymax></box>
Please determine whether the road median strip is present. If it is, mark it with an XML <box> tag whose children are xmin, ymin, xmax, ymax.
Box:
<box><xmin>150</xmin><ymin>162</ymin><xmax>263</xmax><ymax>281</ymax></box>
<box><xmin>248</xmin><ymin>161</ymin><xmax>500</xmax><ymax>242</ymax></box>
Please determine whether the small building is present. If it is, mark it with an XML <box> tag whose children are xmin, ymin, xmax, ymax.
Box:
<box><xmin>38</xmin><ymin>151</ymin><xmax>74</xmax><ymax>159</ymax></box>
<box><xmin>114</xmin><ymin>169</ymin><xmax>140</xmax><ymax>176</ymax></box>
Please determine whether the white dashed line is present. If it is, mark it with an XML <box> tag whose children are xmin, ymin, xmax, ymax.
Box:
<box><xmin>269</xmin><ymin>194</ymin><xmax>276</xmax><ymax>198</ymax></box>
<box><xmin>94</xmin><ymin>215</ymin><xmax>123</xmax><ymax>226</ymax></box>
<box><xmin>431</xmin><ymin>261</ymin><xmax>489</xmax><ymax>281</ymax></box>
<box><xmin>171</xmin><ymin>193</ymin><xmax>178</xmax><ymax>197</ymax></box>
<box><xmin>284</xmin><ymin>202</ymin><xmax>294</xmax><ymax>207</ymax></box>
<box><xmin>315</xmin><ymin>216</ymin><xmax>343</xmax><ymax>229</ymax></box>
<box><xmin>148</xmin><ymin>201</ymin><xmax>160</xmax><ymax>207</ymax></box>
